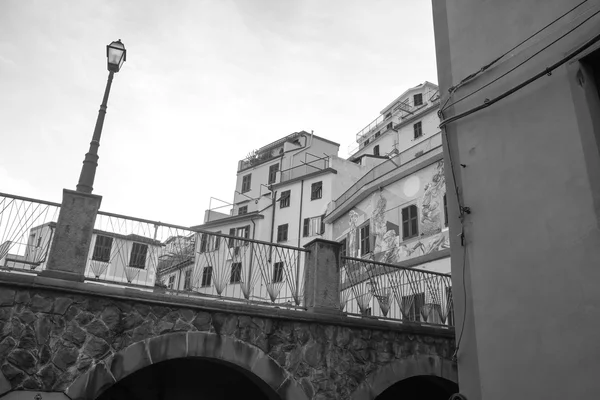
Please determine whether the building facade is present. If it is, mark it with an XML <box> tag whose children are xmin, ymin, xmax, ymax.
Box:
<box><xmin>433</xmin><ymin>1</ymin><xmax>600</xmax><ymax>399</ymax></box>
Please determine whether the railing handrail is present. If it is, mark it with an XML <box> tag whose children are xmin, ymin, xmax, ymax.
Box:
<box><xmin>341</xmin><ymin>255</ymin><xmax>451</xmax><ymax>278</ymax></box>
<box><xmin>193</xmin><ymin>228</ymin><xmax>310</xmax><ymax>253</ymax></box>
<box><xmin>333</xmin><ymin>132</ymin><xmax>442</xmax><ymax>210</ymax></box>
<box><xmin>0</xmin><ymin>192</ymin><xmax>61</xmax><ymax>208</ymax></box>
<box><xmin>96</xmin><ymin>210</ymin><xmax>194</xmax><ymax>232</ymax></box>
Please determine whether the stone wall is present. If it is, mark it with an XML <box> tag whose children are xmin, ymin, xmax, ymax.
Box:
<box><xmin>0</xmin><ymin>283</ymin><xmax>455</xmax><ymax>399</ymax></box>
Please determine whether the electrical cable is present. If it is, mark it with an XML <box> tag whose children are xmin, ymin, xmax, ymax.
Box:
<box><xmin>439</xmin><ymin>0</ymin><xmax>589</xmax><ymax>111</ymax></box>
<box><xmin>440</xmin><ymin>30</ymin><xmax>600</xmax><ymax>128</ymax></box>
<box><xmin>442</xmin><ymin>5</ymin><xmax>600</xmax><ymax>113</ymax></box>
<box><xmin>440</xmin><ymin>113</ymin><xmax>469</xmax><ymax>360</ymax></box>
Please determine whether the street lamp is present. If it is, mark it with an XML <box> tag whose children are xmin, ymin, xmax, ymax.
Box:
<box><xmin>76</xmin><ymin>39</ymin><xmax>127</xmax><ymax>193</ymax></box>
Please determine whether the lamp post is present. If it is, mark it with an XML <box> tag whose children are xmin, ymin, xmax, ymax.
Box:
<box><xmin>76</xmin><ymin>39</ymin><xmax>126</xmax><ymax>193</ymax></box>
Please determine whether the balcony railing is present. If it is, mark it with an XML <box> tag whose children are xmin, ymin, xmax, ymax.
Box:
<box><xmin>278</xmin><ymin>154</ymin><xmax>329</xmax><ymax>183</ymax></box>
<box><xmin>0</xmin><ymin>193</ymin><xmax>60</xmax><ymax>274</ymax></box>
<box><xmin>88</xmin><ymin>211</ymin><xmax>195</xmax><ymax>288</ymax></box>
<box><xmin>334</xmin><ymin>132</ymin><xmax>442</xmax><ymax>211</ymax></box>
<box><xmin>340</xmin><ymin>256</ymin><xmax>454</xmax><ymax>326</ymax></box>
<box><xmin>190</xmin><ymin>231</ymin><xmax>307</xmax><ymax>307</ymax></box>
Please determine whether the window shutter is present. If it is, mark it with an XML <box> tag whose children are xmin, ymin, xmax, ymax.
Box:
<box><xmin>320</xmin><ymin>214</ymin><xmax>325</xmax><ymax>235</ymax></box>
<box><xmin>228</xmin><ymin>228</ymin><xmax>236</xmax><ymax>247</ymax></box>
<box><xmin>303</xmin><ymin>218</ymin><xmax>309</xmax><ymax>237</ymax></box>
<box><xmin>402</xmin><ymin>208</ymin><xmax>409</xmax><ymax>239</ymax></box>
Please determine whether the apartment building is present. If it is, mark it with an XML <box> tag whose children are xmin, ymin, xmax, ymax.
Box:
<box><xmin>325</xmin><ymin>81</ymin><xmax>451</xmax><ymax>319</ymax></box>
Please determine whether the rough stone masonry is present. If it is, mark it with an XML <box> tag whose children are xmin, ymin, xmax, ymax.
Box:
<box><xmin>0</xmin><ymin>281</ymin><xmax>455</xmax><ymax>399</ymax></box>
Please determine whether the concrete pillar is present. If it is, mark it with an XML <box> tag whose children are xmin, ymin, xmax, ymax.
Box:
<box><xmin>303</xmin><ymin>238</ymin><xmax>341</xmax><ymax>314</ymax></box>
<box><xmin>41</xmin><ymin>189</ymin><xmax>102</xmax><ymax>282</ymax></box>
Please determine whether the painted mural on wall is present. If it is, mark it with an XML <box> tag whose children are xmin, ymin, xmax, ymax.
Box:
<box><xmin>335</xmin><ymin>160</ymin><xmax>449</xmax><ymax>265</ymax></box>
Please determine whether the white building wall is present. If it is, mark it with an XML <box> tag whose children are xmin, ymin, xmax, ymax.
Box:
<box><xmin>84</xmin><ymin>233</ymin><xmax>162</xmax><ymax>287</ymax></box>
<box><xmin>396</xmin><ymin>108</ymin><xmax>441</xmax><ymax>154</ymax></box>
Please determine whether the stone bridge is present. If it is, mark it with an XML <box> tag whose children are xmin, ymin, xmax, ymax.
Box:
<box><xmin>0</xmin><ymin>272</ymin><xmax>457</xmax><ymax>400</ymax></box>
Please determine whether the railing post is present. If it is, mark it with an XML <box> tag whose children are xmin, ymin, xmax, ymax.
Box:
<box><xmin>40</xmin><ymin>189</ymin><xmax>102</xmax><ymax>281</ymax></box>
<box><xmin>303</xmin><ymin>238</ymin><xmax>341</xmax><ymax>314</ymax></box>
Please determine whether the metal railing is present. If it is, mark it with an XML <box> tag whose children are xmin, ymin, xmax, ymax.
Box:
<box><xmin>188</xmin><ymin>231</ymin><xmax>307</xmax><ymax>307</ymax></box>
<box><xmin>92</xmin><ymin>211</ymin><xmax>308</xmax><ymax>307</ymax></box>
<box><xmin>340</xmin><ymin>256</ymin><xmax>454</xmax><ymax>326</ymax></box>
<box><xmin>87</xmin><ymin>211</ymin><xmax>195</xmax><ymax>288</ymax></box>
<box><xmin>279</xmin><ymin>154</ymin><xmax>329</xmax><ymax>183</ymax></box>
<box><xmin>334</xmin><ymin>132</ymin><xmax>442</xmax><ymax>210</ymax></box>
<box><xmin>350</xmin><ymin>90</ymin><xmax>441</xmax><ymax>156</ymax></box>
<box><xmin>0</xmin><ymin>193</ymin><xmax>60</xmax><ymax>274</ymax></box>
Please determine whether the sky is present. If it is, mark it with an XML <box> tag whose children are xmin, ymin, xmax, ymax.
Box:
<box><xmin>0</xmin><ymin>0</ymin><xmax>438</xmax><ymax>226</ymax></box>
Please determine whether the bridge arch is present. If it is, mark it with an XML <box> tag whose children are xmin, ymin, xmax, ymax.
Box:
<box><xmin>349</xmin><ymin>355</ymin><xmax>458</xmax><ymax>400</ymax></box>
<box><xmin>64</xmin><ymin>331</ymin><xmax>309</xmax><ymax>400</ymax></box>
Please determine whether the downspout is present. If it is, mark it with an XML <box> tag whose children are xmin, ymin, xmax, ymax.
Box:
<box><xmin>295</xmin><ymin>180</ymin><xmax>305</xmax><ymax>305</ymax></box>
<box><xmin>249</xmin><ymin>217</ymin><xmax>257</xmax><ymax>285</ymax></box>
<box><xmin>269</xmin><ymin>191</ymin><xmax>277</xmax><ymax>245</ymax></box>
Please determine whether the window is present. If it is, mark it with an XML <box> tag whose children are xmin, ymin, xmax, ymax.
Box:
<box><xmin>183</xmin><ymin>269</ymin><xmax>192</xmax><ymax>290</ymax></box>
<box><xmin>238</xmin><ymin>206</ymin><xmax>248</xmax><ymax>215</ymax></box>
<box><xmin>360</xmin><ymin>223</ymin><xmax>370</xmax><ymax>256</ymax></box>
<box><xmin>385</xmin><ymin>112</ymin><xmax>392</xmax><ymax>119</ymax></box>
<box><xmin>413</xmin><ymin>122</ymin><xmax>423</xmax><ymax>139</ymax></box>
<box><xmin>386</xmin><ymin>122</ymin><xmax>393</xmax><ymax>130</ymax></box>
<box><xmin>401</xmin><ymin>292</ymin><xmax>425</xmax><ymax>321</ymax></box>
<box><xmin>199</xmin><ymin>233</ymin><xmax>208</xmax><ymax>253</ymax></box>
<box><xmin>443</xmin><ymin>194</ymin><xmax>448</xmax><ymax>227</ymax></box>
<box><xmin>241</xmin><ymin>174</ymin><xmax>252</xmax><ymax>193</ymax></box>
<box><xmin>277</xmin><ymin>224</ymin><xmax>288</xmax><ymax>242</ymax></box>
<box><xmin>129</xmin><ymin>243</ymin><xmax>148</xmax><ymax>268</ymax></box>
<box><xmin>230</xmin><ymin>262</ymin><xmax>242</xmax><ymax>283</ymax></box>
<box><xmin>268</xmin><ymin>164</ymin><xmax>279</xmax><ymax>184</ymax></box>
<box><xmin>303</xmin><ymin>216</ymin><xmax>324</xmax><ymax>237</ymax></box>
<box><xmin>364</xmin><ymin>138</ymin><xmax>370</xmax><ymax>145</ymax></box>
<box><xmin>413</xmin><ymin>93</ymin><xmax>423</xmax><ymax>106</ymax></box>
<box><xmin>92</xmin><ymin>235</ymin><xmax>113</xmax><ymax>262</ymax></box>
<box><xmin>375</xmin><ymin>131</ymin><xmax>380</xmax><ymax>138</ymax></box>
<box><xmin>311</xmin><ymin>181</ymin><xmax>322</xmax><ymax>200</ymax></box>
<box><xmin>402</xmin><ymin>205</ymin><xmax>419</xmax><ymax>239</ymax></box>
<box><xmin>37</xmin><ymin>236</ymin><xmax>42</xmax><ymax>247</ymax></box>
<box><xmin>272</xmin><ymin>262</ymin><xmax>284</xmax><ymax>283</ymax></box>
<box><xmin>201</xmin><ymin>266</ymin><xmax>213</xmax><ymax>287</ymax></box>
<box><xmin>280</xmin><ymin>190</ymin><xmax>290</xmax><ymax>208</ymax></box>
<box><xmin>168</xmin><ymin>275</ymin><xmax>175</xmax><ymax>289</ymax></box>
<box><xmin>373</xmin><ymin>145</ymin><xmax>380</xmax><ymax>156</ymax></box>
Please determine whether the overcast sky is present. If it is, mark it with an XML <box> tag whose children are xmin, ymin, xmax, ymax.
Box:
<box><xmin>0</xmin><ymin>0</ymin><xmax>438</xmax><ymax>226</ymax></box>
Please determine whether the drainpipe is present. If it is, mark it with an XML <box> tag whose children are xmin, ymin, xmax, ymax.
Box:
<box><xmin>269</xmin><ymin>191</ymin><xmax>277</xmax><ymax>245</ymax></box>
<box><xmin>297</xmin><ymin>181</ymin><xmax>305</xmax><ymax>249</ymax></box>
<box><xmin>296</xmin><ymin>180</ymin><xmax>305</xmax><ymax>303</ymax></box>
<box><xmin>248</xmin><ymin>217</ymin><xmax>257</xmax><ymax>284</ymax></box>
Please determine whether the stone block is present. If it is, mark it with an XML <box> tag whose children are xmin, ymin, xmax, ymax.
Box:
<box><xmin>110</xmin><ymin>340</ymin><xmax>151</xmax><ymax>382</ymax></box>
<box><xmin>0</xmin><ymin>290</ymin><xmax>15</xmax><ymax>306</ymax></box>
<box><xmin>250</xmin><ymin>353</ymin><xmax>287</xmax><ymax>392</ymax></box>
<box><xmin>43</xmin><ymin>189</ymin><xmax>102</xmax><ymax>281</ymax></box>
<box><xmin>220</xmin><ymin>337</ymin><xmax>261</xmax><ymax>372</ymax></box>
<box><xmin>303</xmin><ymin>239</ymin><xmax>341</xmax><ymax>313</ymax></box>
<box><xmin>7</xmin><ymin>349</ymin><xmax>37</xmax><ymax>374</ymax></box>
<box><xmin>30</xmin><ymin>295</ymin><xmax>53</xmax><ymax>313</ymax></box>
<box><xmin>187</xmin><ymin>332</ymin><xmax>223</xmax><ymax>359</ymax></box>
<box><xmin>276</xmin><ymin>377</ymin><xmax>309</xmax><ymax>400</ymax></box>
<box><xmin>147</xmin><ymin>332</ymin><xmax>187</xmax><ymax>364</ymax></box>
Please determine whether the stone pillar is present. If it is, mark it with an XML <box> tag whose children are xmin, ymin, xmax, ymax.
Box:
<box><xmin>41</xmin><ymin>189</ymin><xmax>102</xmax><ymax>282</ymax></box>
<box><xmin>303</xmin><ymin>238</ymin><xmax>341</xmax><ymax>314</ymax></box>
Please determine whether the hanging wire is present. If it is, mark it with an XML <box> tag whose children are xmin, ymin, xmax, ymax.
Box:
<box><xmin>442</xmin><ymin>5</ymin><xmax>600</xmax><ymax>114</ymax></box>
<box><xmin>440</xmin><ymin>0</ymin><xmax>590</xmax><ymax>113</ymax></box>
